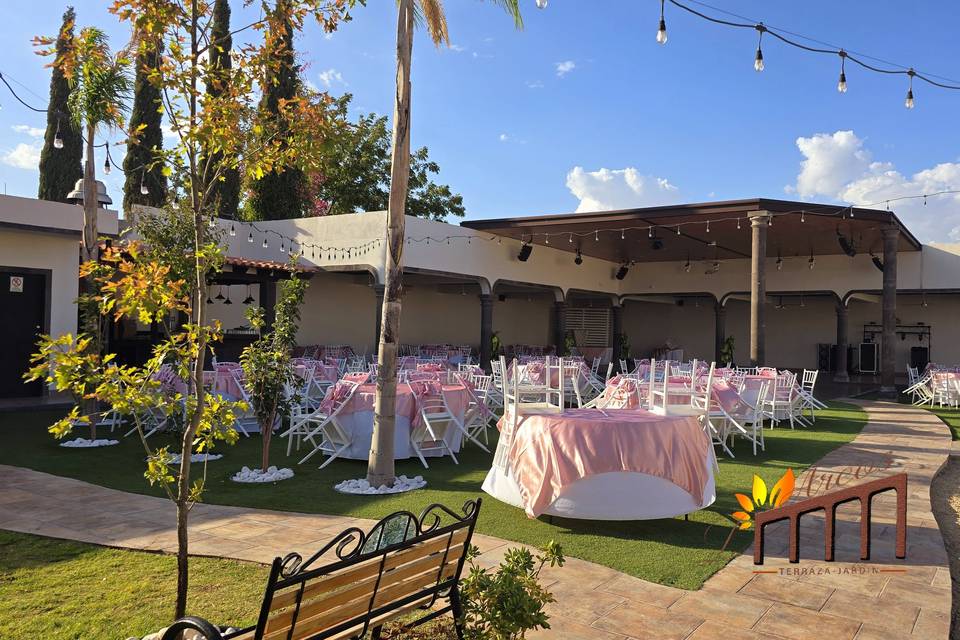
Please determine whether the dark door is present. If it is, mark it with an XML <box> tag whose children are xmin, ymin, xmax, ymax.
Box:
<box><xmin>0</xmin><ymin>271</ymin><xmax>46</xmax><ymax>398</ymax></box>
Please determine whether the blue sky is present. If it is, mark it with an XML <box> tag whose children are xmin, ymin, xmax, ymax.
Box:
<box><xmin>1</xmin><ymin>1</ymin><xmax>959</xmax><ymax>239</ymax></box>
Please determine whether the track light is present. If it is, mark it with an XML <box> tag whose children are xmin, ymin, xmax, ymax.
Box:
<box><xmin>517</xmin><ymin>241</ymin><xmax>533</xmax><ymax>262</ymax></box>
<box><xmin>652</xmin><ymin>238</ymin><xmax>664</xmax><ymax>250</ymax></box>
<box><xmin>683</xmin><ymin>260</ymin><xmax>691</xmax><ymax>273</ymax></box>
<box><xmin>837</xmin><ymin>229</ymin><xmax>856</xmax><ymax>257</ymax></box>
<box><xmin>656</xmin><ymin>0</ymin><xmax>667</xmax><ymax>44</ymax></box>
<box><xmin>574</xmin><ymin>249</ymin><xmax>583</xmax><ymax>265</ymax></box>
<box><xmin>754</xmin><ymin>25</ymin><xmax>765</xmax><ymax>72</ymax></box>
<box><xmin>615</xmin><ymin>264</ymin><xmax>629</xmax><ymax>280</ymax></box>
<box><xmin>872</xmin><ymin>254</ymin><xmax>884</xmax><ymax>272</ymax></box>
<box><xmin>776</xmin><ymin>255</ymin><xmax>783</xmax><ymax>271</ymax></box>
<box><xmin>808</xmin><ymin>253</ymin><xmax>815</xmax><ymax>270</ymax></box>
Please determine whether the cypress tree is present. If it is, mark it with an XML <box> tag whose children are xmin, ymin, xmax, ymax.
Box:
<box><xmin>37</xmin><ymin>7</ymin><xmax>83</xmax><ymax>203</ymax></box>
<box><xmin>205</xmin><ymin>0</ymin><xmax>240</xmax><ymax>219</ymax></box>
<box><xmin>248</xmin><ymin>0</ymin><xmax>307</xmax><ymax>220</ymax></box>
<box><xmin>123</xmin><ymin>41</ymin><xmax>167</xmax><ymax>212</ymax></box>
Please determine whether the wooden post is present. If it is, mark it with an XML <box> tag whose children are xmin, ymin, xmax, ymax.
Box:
<box><xmin>373</xmin><ymin>284</ymin><xmax>385</xmax><ymax>348</ymax></box>
<box><xmin>881</xmin><ymin>226</ymin><xmax>899</xmax><ymax>395</ymax></box>
<box><xmin>748</xmin><ymin>212</ymin><xmax>770</xmax><ymax>367</ymax></box>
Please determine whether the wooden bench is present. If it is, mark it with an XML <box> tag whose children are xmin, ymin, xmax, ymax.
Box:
<box><xmin>161</xmin><ymin>499</ymin><xmax>481</xmax><ymax>640</ymax></box>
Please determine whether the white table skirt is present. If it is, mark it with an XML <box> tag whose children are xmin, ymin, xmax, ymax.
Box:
<box><xmin>335</xmin><ymin>410</ymin><xmax>464</xmax><ymax>460</ymax></box>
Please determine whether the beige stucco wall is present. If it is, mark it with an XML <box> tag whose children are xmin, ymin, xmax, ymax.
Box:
<box><xmin>493</xmin><ymin>295</ymin><xmax>553</xmax><ymax>348</ymax></box>
<box><xmin>295</xmin><ymin>273</ymin><xmax>377</xmax><ymax>355</ymax></box>
<box><xmin>622</xmin><ymin>299</ymin><xmax>716</xmax><ymax>362</ymax></box>
<box><xmin>399</xmin><ymin>285</ymin><xmax>480</xmax><ymax>349</ymax></box>
<box><xmin>723</xmin><ymin>296</ymin><xmax>836</xmax><ymax>370</ymax></box>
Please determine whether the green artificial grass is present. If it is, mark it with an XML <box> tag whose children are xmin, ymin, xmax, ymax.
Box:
<box><xmin>0</xmin><ymin>529</ymin><xmax>267</xmax><ymax>639</ymax></box>
<box><xmin>0</xmin><ymin>403</ymin><xmax>867</xmax><ymax>590</ymax></box>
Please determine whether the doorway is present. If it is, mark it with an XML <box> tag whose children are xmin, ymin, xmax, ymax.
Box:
<box><xmin>0</xmin><ymin>268</ymin><xmax>50</xmax><ymax>398</ymax></box>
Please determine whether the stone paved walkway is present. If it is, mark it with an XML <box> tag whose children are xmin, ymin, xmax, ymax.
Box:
<box><xmin>0</xmin><ymin>400</ymin><xmax>952</xmax><ymax>639</ymax></box>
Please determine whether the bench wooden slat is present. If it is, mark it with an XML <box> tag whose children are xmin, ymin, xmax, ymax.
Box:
<box><xmin>264</xmin><ymin>544</ymin><xmax>465</xmax><ymax>636</ymax></box>
<box><xmin>269</xmin><ymin>527</ymin><xmax>469</xmax><ymax>612</ymax></box>
<box><xmin>278</xmin><ymin>563</ymin><xmax>459</xmax><ymax>640</ymax></box>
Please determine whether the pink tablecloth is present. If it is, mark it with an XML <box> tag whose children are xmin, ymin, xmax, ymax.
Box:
<box><xmin>324</xmin><ymin>382</ymin><xmax>472</xmax><ymax>428</ymax></box>
<box><xmin>502</xmin><ymin>408</ymin><xmax>711</xmax><ymax>518</ymax></box>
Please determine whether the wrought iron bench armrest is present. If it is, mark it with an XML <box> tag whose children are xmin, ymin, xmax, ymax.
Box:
<box><xmin>160</xmin><ymin>616</ymin><xmax>224</xmax><ymax>640</ymax></box>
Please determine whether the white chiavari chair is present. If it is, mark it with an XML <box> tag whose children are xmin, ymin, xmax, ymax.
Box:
<box><xmin>295</xmin><ymin>376</ymin><xmax>366</xmax><ymax>466</ymax></box>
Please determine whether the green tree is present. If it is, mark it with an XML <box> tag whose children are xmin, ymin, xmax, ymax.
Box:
<box><xmin>123</xmin><ymin>38</ymin><xmax>167</xmax><ymax>211</ymax></box>
<box><xmin>241</xmin><ymin>267</ymin><xmax>307</xmax><ymax>472</ymax></box>
<box><xmin>314</xmin><ymin>95</ymin><xmax>465</xmax><ymax>221</ymax></box>
<box><xmin>37</xmin><ymin>7</ymin><xmax>83</xmax><ymax>203</ymax></box>
<box><xmin>248</xmin><ymin>0</ymin><xmax>309</xmax><ymax>220</ymax></box>
<box><xmin>33</xmin><ymin>0</ymin><xmax>354</xmax><ymax>619</ymax></box>
<box><xmin>367</xmin><ymin>0</ymin><xmax>522</xmax><ymax>488</ymax></box>
<box><xmin>205</xmin><ymin>0</ymin><xmax>241</xmax><ymax>219</ymax></box>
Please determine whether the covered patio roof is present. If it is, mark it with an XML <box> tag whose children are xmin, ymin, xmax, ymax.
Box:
<box><xmin>461</xmin><ymin>198</ymin><xmax>922</xmax><ymax>264</ymax></box>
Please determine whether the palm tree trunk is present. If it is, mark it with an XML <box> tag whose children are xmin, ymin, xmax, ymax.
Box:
<box><xmin>367</xmin><ymin>0</ymin><xmax>414</xmax><ymax>487</ymax></box>
<box><xmin>81</xmin><ymin>123</ymin><xmax>100</xmax><ymax>439</ymax></box>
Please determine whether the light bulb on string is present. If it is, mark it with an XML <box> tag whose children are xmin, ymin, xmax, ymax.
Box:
<box><xmin>621</xmin><ymin>229</ymin><xmax>625</xmax><ymax>240</ymax></box>
<box><xmin>535</xmin><ymin>0</ymin><xmax>547</xmax><ymax>8</ymax></box>
<box><xmin>754</xmin><ymin>25</ymin><xmax>765</xmax><ymax>72</ymax></box>
<box><xmin>229</xmin><ymin>222</ymin><xmax>236</xmax><ymax>237</ymax></box>
<box><xmin>656</xmin><ymin>0</ymin><xmax>667</xmax><ymax>44</ymax></box>
<box><xmin>247</xmin><ymin>231</ymin><xmax>254</xmax><ymax>243</ymax></box>
<box><xmin>737</xmin><ymin>218</ymin><xmax>741</xmax><ymax>230</ymax></box>
<box><xmin>53</xmin><ymin>119</ymin><xmax>63</xmax><ymax>149</ymax></box>
<box><xmin>103</xmin><ymin>142</ymin><xmax>111</xmax><ymax>175</ymax></box>
<box><xmin>905</xmin><ymin>69</ymin><xmax>915</xmax><ymax>109</ymax></box>
<box><xmin>568</xmin><ymin>233</ymin><xmax>573</xmax><ymax>243</ymax></box>
<box><xmin>262</xmin><ymin>237</ymin><xmax>268</xmax><ymax>249</ymax></box>
<box><xmin>676</xmin><ymin>225</ymin><xmax>681</xmax><ymax>236</ymax></box>
<box><xmin>595</xmin><ymin>230</ymin><xmax>599</xmax><ymax>241</ymax></box>
<box><xmin>139</xmin><ymin>173</ymin><xmax>149</xmax><ymax>196</ymax></box>
<box><xmin>801</xmin><ymin>211</ymin><xmax>805</xmax><ymax>223</ymax></box>
<box><xmin>706</xmin><ymin>220</ymin><xmax>710</xmax><ymax>233</ymax></box>
<box><xmin>648</xmin><ymin>227</ymin><xmax>654</xmax><ymax>238</ymax></box>
<box><xmin>837</xmin><ymin>51</ymin><xmax>847</xmax><ymax>93</ymax></box>
<box><xmin>545</xmin><ymin>233</ymin><xmax>550</xmax><ymax>244</ymax></box>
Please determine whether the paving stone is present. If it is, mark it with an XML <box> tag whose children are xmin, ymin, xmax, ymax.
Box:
<box><xmin>591</xmin><ymin>601</ymin><xmax>703</xmax><ymax>640</ymax></box>
<box><xmin>752</xmin><ymin>602</ymin><xmax>861</xmax><ymax>639</ymax></box>
<box><xmin>740</xmin><ymin>573</ymin><xmax>835</xmax><ymax>610</ymax></box>
<box><xmin>597</xmin><ymin>572</ymin><xmax>685</xmax><ymax>608</ymax></box>
<box><xmin>820</xmin><ymin>587</ymin><xmax>919</xmax><ymax>634</ymax></box>
<box><xmin>668</xmin><ymin>590</ymin><xmax>771</xmax><ymax>629</ymax></box>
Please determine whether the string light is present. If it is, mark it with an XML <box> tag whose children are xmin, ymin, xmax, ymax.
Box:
<box><xmin>139</xmin><ymin>172</ymin><xmax>149</xmax><ymax>196</ymax></box>
<box><xmin>837</xmin><ymin>51</ymin><xmax>847</xmax><ymax>93</ymax></box>
<box><xmin>648</xmin><ymin>227</ymin><xmax>654</xmax><ymax>238</ymax></box>
<box><xmin>705</xmin><ymin>220</ymin><xmax>710</xmax><ymax>233</ymax></box>
<box><xmin>53</xmin><ymin>119</ymin><xmax>63</xmax><ymax>149</ymax></box>
<box><xmin>595</xmin><ymin>230</ymin><xmax>599</xmax><ymax>241</ymax></box>
<box><xmin>535</xmin><ymin>0</ymin><xmax>547</xmax><ymax>8</ymax></box>
<box><xmin>800</xmin><ymin>211</ymin><xmax>805</xmax><ymax>222</ymax></box>
<box><xmin>262</xmin><ymin>237</ymin><xmax>268</xmax><ymax>249</ymax></box>
<box><xmin>656</xmin><ymin>0</ymin><xmax>668</xmax><ymax>44</ymax></box>
<box><xmin>229</xmin><ymin>222</ymin><xmax>236</xmax><ymax>237</ymax></box>
<box><xmin>737</xmin><ymin>218</ymin><xmax>741</xmax><ymax>230</ymax></box>
<box><xmin>754</xmin><ymin>24</ymin><xmax>765</xmax><ymax>72</ymax></box>
<box><xmin>247</xmin><ymin>231</ymin><xmax>254</xmax><ymax>243</ymax></box>
<box><xmin>905</xmin><ymin>69</ymin><xmax>915</xmax><ymax>109</ymax></box>
<box><xmin>103</xmin><ymin>142</ymin><xmax>111</xmax><ymax>175</ymax></box>
<box><xmin>621</xmin><ymin>229</ymin><xmax>625</xmax><ymax>240</ymax></box>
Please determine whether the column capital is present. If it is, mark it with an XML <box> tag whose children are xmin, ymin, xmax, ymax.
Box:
<box><xmin>881</xmin><ymin>226</ymin><xmax>901</xmax><ymax>240</ymax></box>
<box><xmin>748</xmin><ymin>210</ymin><xmax>772</xmax><ymax>226</ymax></box>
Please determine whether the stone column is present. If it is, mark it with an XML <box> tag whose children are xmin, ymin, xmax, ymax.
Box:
<box><xmin>748</xmin><ymin>212</ymin><xmax>770</xmax><ymax>366</ymax></box>
<box><xmin>834</xmin><ymin>302</ymin><xmax>850</xmax><ymax>382</ymax></box>
<box><xmin>714</xmin><ymin>302</ymin><xmax>727</xmax><ymax>365</ymax></box>
<box><xmin>611</xmin><ymin>304</ymin><xmax>623</xmax><ymax>370</ymax></box>
<box><xmin>553</xmin><ymin>300</ymin><xmax>566</xmax><ymax>355</ymax></box>
<box><xmin>881</xmin><ymin>227</ymin><xmax>899</xmax><ymax>394</ymax></box>
<box><xmin>373</xmin><ymin>284</ymin><xmax>385</xmax><ymax>349</ymax></box>
<box><xmin>479</xmin><ymin>293</ymin><xmax>493</xmax><ymax>371</ymax></box>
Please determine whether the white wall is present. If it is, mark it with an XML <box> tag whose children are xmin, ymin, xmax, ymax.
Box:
<box><xmin>623</xmin><ymin>299</ymin><xmax>715</xmax><ymax>361</ymax></box>
<box><xmin>0</xmin><ymin>228</ymin><xmax>79</xmax><ymax>340</ymax></box>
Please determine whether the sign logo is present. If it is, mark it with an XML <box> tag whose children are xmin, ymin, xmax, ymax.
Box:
<box><xmin>731</xmin><ymin>468</ymin><xmax>795</xmax><ymax>530</ymax></box>
<box><xmin>9</xmin><ymin>275</ymin><xmax>23</xmax><ymax>293</ymax></box>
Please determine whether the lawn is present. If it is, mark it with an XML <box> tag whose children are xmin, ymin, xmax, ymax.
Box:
<box><xmin>925</xmin><ymin>405</ymin><xmax>960</xmax><ymax>440</ymax></box>
<box><xmin>0</xmin><ymin>402</ymin><xmax>868</xmax><ymax>590</ymax></box>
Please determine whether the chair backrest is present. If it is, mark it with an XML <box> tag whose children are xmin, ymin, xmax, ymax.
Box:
<box><xmin>492</xmin><ymin>357</ymin><xmax>521</xmax><ymax>473</ymax></box>
<box><xmin>252</xmin><ymin>501</ymin><xmax>480</xmax><ymax>640</ymax></box>
<box><xmin>545</xmin><ymin>356</ymin><xmax>566</xmax><ymax>410</ymax></box>
<box><xmin>802</xmin><ymin>369</ymin><xmax>818</xmax><ymax>391</ymax></box>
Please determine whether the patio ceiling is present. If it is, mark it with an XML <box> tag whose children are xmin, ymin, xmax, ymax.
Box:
<box><xmin>461</xmin><ymin>198</ymin><xmax>922</xmax><ymax>264</ymax></box>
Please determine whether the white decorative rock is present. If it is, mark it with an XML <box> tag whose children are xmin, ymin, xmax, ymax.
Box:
<box><xmin>152</xmin><ymin>452</ymin><xmax>223</xmax><ymax>464</ymax></box>
<box><xmin>334</xmin><ymin>474</ymin><xmax>427</xmax><ymax>495</ymax></box>
<box><xmin>60</xmin><ymin>438</ymin><xmax>120</xmax><ymax>448</ymax></box>
<box><xmin>231</xmin><ymin>465</ymin><xmax>295</xmax><ymax>483</ymax></box>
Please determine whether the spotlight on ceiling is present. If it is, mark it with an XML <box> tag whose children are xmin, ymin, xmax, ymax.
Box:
<box><xmin>651</xmin><ymin>238</ymin><xmax>664</xmax><ymax>251</ymax></box>
<box><xmin>574</xmin><ymin>248</ymin><xmax>583</xmax><ymax>265</ymax></box>
<box><xmin>517</xmin><ymin>242</ymin><xmax>533</xmax><ymax>262</ymax></box>
<box><xmin>615</xmin><ymin>264</ymin><xmax>629</xmax><ymax>280</ymax></box>
<box><xmin>871</xmin><ymin>254</ymin><xmax>884</xmax><ymax>272</ymax></box>
<box><xmin>837</xmin><ymin>228</ymin><xmax>857</xmax><ymax>257</ymax></box>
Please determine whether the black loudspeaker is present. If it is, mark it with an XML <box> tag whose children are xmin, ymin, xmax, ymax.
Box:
<box><xmin>911</xmin><ymin>347</ymin><xmax>929</xmax><ymax>371</ymax></box>
<box><xmin>817</xmin><ymin>344</ymin><xmax>833</xmax><ymax>370</ymax></box>
<box><xmin>859</xmin><ymin>343</ymin><xmax>879</xmax><ymax>374</ymax></box>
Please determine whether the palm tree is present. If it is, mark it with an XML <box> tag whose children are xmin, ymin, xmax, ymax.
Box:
<box><xmin>367</xmin><ymin>0</ymin><xmax>523</xmax><ymax>487</ymax></box>
<box><xmin>65</xmin><ymin>27</ymin><xmax>131</xmax><ymax>435</ymax></box>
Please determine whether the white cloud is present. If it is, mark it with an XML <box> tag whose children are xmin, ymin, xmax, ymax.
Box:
<box><xmin>555</xmin><ymin>60</ymin><xmax>576</xmax><ymax>77</ymax></box>
<box><xmin>318</xmin><ymin>68</ymin><xmax>345</xmax><ymax>88</ymax></box>
<box><xmin>12</xmin><ymin>124</ymin><xmax>45</xmax><ymax>138</ymax></box>
<box><xmin>565</xmin><ymin>167</ymin><xmax>680</xmax><ymax>213</ymax></box>
<box><xmin>526</xmin><ymin>80</ymin><xmax>544</xmax><ymax>89</ymax></box>
<box><xmin>498</xmin><ymin>133</ymin><xmax>509</xmax><ymax>142</ymax></box>
<box><xmin>790</xmin><ymin>129</ymin><xmax>960</xmax><ymax>241</ymax></box>
<box><xmin>449</xmin><ymin>44</ymin><xmax>466</xmax><ymax>53</ymax></box>
<box><xmin>1</xmin><ymin>142</ymin><xmax>41</xmax><ymax>170</ymax></box>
